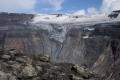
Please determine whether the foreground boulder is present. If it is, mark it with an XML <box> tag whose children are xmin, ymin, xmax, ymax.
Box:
<box><xmin>71</xmin><ymin>65</ymin><xmax>94</xmax><ymax>79</ymax></box>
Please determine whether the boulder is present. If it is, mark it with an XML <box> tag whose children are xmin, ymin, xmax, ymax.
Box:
<box><xmin>16</xmin><ymin>57</ymin><xmax>26</xmax><ymax>63</ymax></box>
<box><xmin>1</xmin><ymin>55</ymin><xmax>11</xmax><ymax>60</ymax></box>
<box><xmin>20</xmin><ymin>64</ymin><xmax>37</xmax><ymax>78</ymax></box>
<box><xmin>39</xmin><ymin>55</ymin><xmax>50</xmax><ymax>62</ymax></box>
<box><xmin>36</xmin><ymin>66</ymin><xmax>43</xmax><ymax>72</ymax></box>
<box><xmin>8</xmin><ymin>49</ymin><xmax>22</xmax><ymax>57</ymax></box>
<box><xmin>71</xmin><ymin>65</ymin><xmax>93</xmax><ymax>79</ymax></box>
<box><xmin>70</xmin><ymin>74</ymin><xmax>84</xmax><ymax>80</ymax></box>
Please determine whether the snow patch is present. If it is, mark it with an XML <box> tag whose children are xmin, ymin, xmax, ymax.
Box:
<box><xmin>31</xmin><ymin>13</ymin><xmax>120</xmax><ymax>43</ymax></box>
<box><xmin>84</xmin><ymin>27</ymin><xmax>95</xmax><ymax>31</ymax></box>
<box><xmin>32</xmin><ymin>14</ymin><xmax>71</xmax><ymax>23</ymax></box>
<box><xmin>32</xmin><ymin>13</ymin><xmax>113</xmax><ymax>24</ymax></box>
<box><xmin>49</xmin><ymin>25</ymin><xmax>67</xmax><ymax>43</ymax></box>
<box><xmin>83</xmin><ymin>36</ymin><xmax>89</xmax><ymax>39</ymax></box>
<box><xmin>32</xmin><ymin>22</ymin><xmax>67</xmax><ymax>43</ymax></box>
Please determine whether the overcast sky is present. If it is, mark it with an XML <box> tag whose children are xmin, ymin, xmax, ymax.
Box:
<box><xmin>0</xmin><ymin>0</ymin><xmax>120</xmax><ymax>14</ymax></box>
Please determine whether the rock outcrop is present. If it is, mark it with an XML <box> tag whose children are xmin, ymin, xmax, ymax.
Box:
<box><xmin>0</xmin><ymin>49</ymin><xmax>100</xmax><ymax>80</ymax></box>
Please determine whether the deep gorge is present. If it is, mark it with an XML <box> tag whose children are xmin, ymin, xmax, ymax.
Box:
<box><xmin>0</xmin><ymin>13</ymin><xmax>120</xmax><ymax>80</ymax></box>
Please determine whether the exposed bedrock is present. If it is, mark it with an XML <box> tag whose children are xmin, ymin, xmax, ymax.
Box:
<box><xmin>0</xmin><ymin>13</ymin><xmax>120</xmax><ymax>79</ymax></box>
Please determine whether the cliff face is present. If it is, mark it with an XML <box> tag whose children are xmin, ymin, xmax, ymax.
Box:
<box><xmin>0</xmin><ymin>13</ymin><xmax>120</xmax><ymax>79</ymax></box>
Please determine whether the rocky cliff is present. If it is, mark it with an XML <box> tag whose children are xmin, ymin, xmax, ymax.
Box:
<box><xmin>0</xmin><ymin>12</ymin><xmax>120</xmax><ymax>80</ymax></box>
